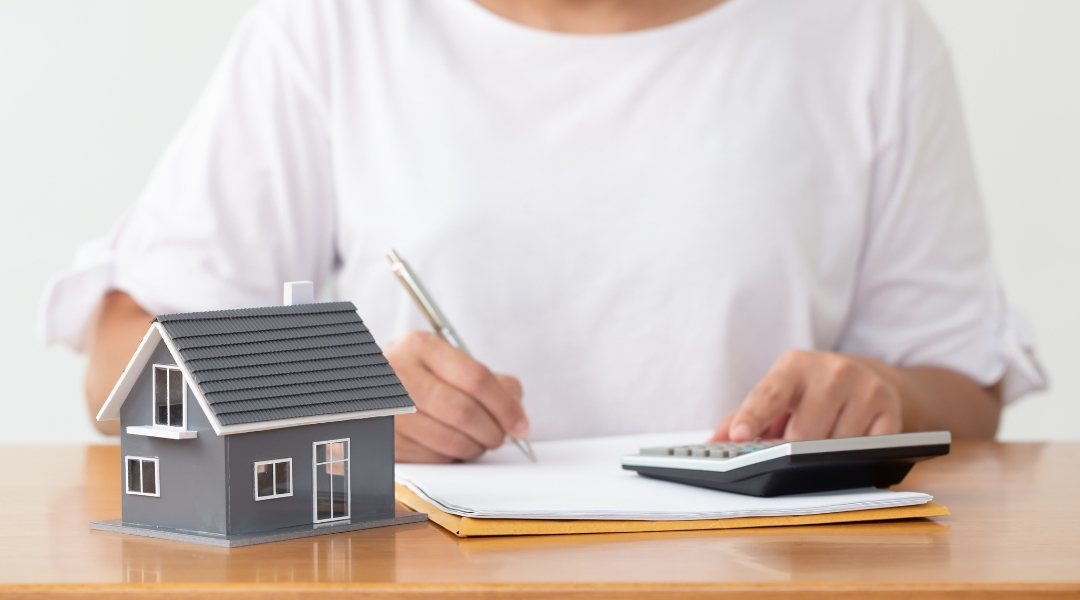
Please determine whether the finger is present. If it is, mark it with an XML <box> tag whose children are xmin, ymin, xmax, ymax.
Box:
<box><xmin>395</xmin><ymin>412</ymin><xmax>485</xmax><ymax>461</ymax></box>
<box><xmin>829</xmin><ymin>400</ymin><xmax>877</xmax><ymax>439</ymax></box>
<box><xmin>394</xmin><ymin>432</ymin><xmax>455</xmax><ymax>463</ymax></box>
<box><xmin>829</xmin><ymin>380</ymin><xmax>887</xmax><ymax>439</ymax></box>
<box><xmin>760</xmin><ymin>411</ymin><xmax>792</xmax><ymax>440</ymax></box>
<box><xmin>417</xmin><ymin>334</ymin><xmax>530</xmax><ymax>438</ymax></box>
<box><xmin>783</xmin><ymin>384</ymin><xmax>845</xmax><ymax>441</ymax></box>
<box><xmin>729</xmin><ymin>366</ymin><xmax>802</xmax><ymax>442</ymax></box>
<box><xmin>416</xmin><ymin>376</ymin><xmax>506</xmax><ymax>449</ymax></box>
<box><xmin>867</xmin><ymin>412</ymin><xmax>902</xmax><ymax>436</ymax></box>
<box><xmin>708</xmin><ymin>413</ymin><xmax>736</xmax><ymax>442</ymax></box>
<box><xmin>495</xmin><ymin>374</ymin><xmax>524</xmax><ymax>404</ymax></box>
<box><xmin>387</xmin><ymin>333</ymin><xmax>506</xmax><ymax>449</ymax></box>
<box><xmin>783</xmin><ymin>357</ymin><xmax>860</xmax><ymax>440</ymax></box>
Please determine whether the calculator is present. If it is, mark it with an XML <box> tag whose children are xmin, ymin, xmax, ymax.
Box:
<box><xmin>620</xmin><ymin>431</ymin><xmax>950</xmax><ymax>497</ymax></box>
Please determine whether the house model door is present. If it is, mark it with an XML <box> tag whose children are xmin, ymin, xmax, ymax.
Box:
<box><xmin>313</xmin><ymin>439</ymin><xmax>350</xmax><ymax>523</ymax></box>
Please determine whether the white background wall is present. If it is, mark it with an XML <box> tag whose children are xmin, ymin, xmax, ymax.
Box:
<box><xmin>0</xmin><ymin>0</ymin><xmax>1076</xmax><ymax>444</ymax></box>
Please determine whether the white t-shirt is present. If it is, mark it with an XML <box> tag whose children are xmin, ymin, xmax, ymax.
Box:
<box><xmin>42</xmin><ymin>0</ymin><xmax>1045</xmax><ymax>440</ymax></box>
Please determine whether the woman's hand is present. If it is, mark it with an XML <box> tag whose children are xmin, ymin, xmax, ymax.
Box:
<box><xmin>386</xmin><ymin>330</ymin><xmax>529</xmax><ymax>463</ymax></box>
<box><xmin>711</xmin><ymin>351</ymin><xmax>903</xmax><ymax>442</ymax></box>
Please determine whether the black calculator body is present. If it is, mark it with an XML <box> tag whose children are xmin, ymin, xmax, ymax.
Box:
<box><xmin>620</xmin><ymin>431</ymin><xmax>950</xmax><ymax>497</ymax></box>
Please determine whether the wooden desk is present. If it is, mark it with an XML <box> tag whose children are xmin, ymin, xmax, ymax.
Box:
<box><xmin>1</xmin><ymin>442</ymin><xmax>1078</xmax><ymax>599</ymax></box>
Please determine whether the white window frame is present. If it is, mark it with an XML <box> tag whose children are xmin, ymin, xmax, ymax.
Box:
<box><xmin>253</xmin><ymin>458</ymin><xmax>293</xmax><ymax>501</ymax></box>
<box><xmin>151</xmin><ymin>364</ymin><xmax>187</xmax><ymax>430</ymax></box>
<box><xmin>125</xmin><ymin>456</ymin><xmax>160</xmax><ymax>497</ymax></box>
<box><xmin>312</xmin><ymin>438</ymin><xmax>351</xmax><ymax>524</ymax></box>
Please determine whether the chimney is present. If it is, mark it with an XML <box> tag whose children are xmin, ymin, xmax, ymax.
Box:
<box><xmin>284</xmin><ymin>281</ymin><xmax>314</xmax><ymax>306</ymax></box>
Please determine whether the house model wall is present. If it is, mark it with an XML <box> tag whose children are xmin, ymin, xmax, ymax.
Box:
<box><xmin>90</xmin><ymin>282</ymin><xmax>426</xmax><ymax>547</ymax></box>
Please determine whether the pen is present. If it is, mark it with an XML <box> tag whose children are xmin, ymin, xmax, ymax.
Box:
<box><xmin>387</xmin><ymin>249</ymin><xmax>537</xmax><ymax>462</ymax></box>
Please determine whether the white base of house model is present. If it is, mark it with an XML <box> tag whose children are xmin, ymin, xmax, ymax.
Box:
<box><xmin>90</xmin><ymin>510</ymin><xmax>427</xmax><ymax>548</ymax></box>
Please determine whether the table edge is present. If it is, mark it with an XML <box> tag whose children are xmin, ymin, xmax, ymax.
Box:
<box><xmin>3</xmin><ymin>581</ymin><xmax>1079</xmax><ymax>598</ymax></box>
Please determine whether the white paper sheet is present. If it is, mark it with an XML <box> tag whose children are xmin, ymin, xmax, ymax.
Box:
<box><xmin>395</xmin><ymin>431</ymin><xmax>932</xmax><ymax>521</ymax></box>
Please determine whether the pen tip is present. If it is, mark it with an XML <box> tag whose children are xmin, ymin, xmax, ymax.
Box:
<box><xmin>521</xmin><ymin>439</ymin><xmax>537</xmax><ymax>462</ymax></box>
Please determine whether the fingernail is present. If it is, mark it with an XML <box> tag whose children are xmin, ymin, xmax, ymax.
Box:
<box><xmin>511</xmin><ymin>418</ymin><xmax>530</xmax><ymax>438</ymax></box>
<box><xmin>731</xmin><ymin>423</ymin><xmax>753</xmax><ymax>441</ymax></box>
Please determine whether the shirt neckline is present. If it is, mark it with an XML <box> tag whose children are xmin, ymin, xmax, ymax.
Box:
<box><xmin>445</xmin><ymin>0</ymin><xmax>752</xmax><ymax>47</ymax></box>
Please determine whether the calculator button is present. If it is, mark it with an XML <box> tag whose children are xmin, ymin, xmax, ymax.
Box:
<box><xmin>671</xmin><ymin>447</ymin><xmax>691</xmax><ymax>456</ymax></box>
<box><xmin>641</xmin><ymin>447</ymin><xmax>673</xmax><ymax>456</ymax></box>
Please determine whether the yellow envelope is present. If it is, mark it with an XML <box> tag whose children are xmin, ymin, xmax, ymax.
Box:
<box><xmin>395</xmin><ymin>483</ymin><xmax>950</xmax><ymax>538</ymax></box>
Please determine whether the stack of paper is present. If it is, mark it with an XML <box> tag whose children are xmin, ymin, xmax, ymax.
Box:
<box><xmin>395</xmin><ymin>431</ymin><xmax>933</xmax><ymax>521</ymax></box>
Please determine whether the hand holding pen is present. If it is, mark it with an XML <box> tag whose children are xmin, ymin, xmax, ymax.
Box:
<box><xmin>385</xmin><ymin>250</ymin><xmax>537</xmax><ymax>463</ymax></box>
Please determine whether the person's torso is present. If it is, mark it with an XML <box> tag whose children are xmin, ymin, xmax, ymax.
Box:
<box><xmin>291</xmin><ymin>0</ymin><xmax>908</xmax><ymax>439</ymax></box>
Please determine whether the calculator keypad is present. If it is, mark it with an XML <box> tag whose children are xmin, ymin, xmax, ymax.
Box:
<box><xmin>640</xmin><ymin>441</ymin><xmax>782</xmax><ymax>459</ymax></box>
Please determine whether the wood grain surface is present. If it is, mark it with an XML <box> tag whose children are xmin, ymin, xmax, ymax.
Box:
<box><xmin>1</xmin><ymin>442</ymin><xmax>1078</xmax><ymax>599</ymax></box>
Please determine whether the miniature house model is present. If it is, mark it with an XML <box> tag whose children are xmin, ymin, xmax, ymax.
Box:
<box><xmin>90</xmin><ymin>282</ymin><xmax>425</xmax><ymax>547</ymax></box>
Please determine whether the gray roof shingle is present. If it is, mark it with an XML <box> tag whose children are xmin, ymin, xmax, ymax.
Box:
<box><xmin>155</xmin><ymin>301</ymin><xmax>414</xmax><ymax>426</ymax></box>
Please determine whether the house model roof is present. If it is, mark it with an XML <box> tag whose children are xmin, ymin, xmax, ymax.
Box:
<box><xmin>98</xmin><ymin>301</ymin><xmax>415</xmax><ymax>435</ymax></box>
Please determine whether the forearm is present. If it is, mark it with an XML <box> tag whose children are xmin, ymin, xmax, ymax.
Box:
<box><xmin>853</xmin><ymin>356</ymin><xmax>1002</xmax><ymax>439</ymax></box>
<box><xmin>84</xmin><ymin>291</ymin><xmax>155</xmax><ymax>436</ymax></box>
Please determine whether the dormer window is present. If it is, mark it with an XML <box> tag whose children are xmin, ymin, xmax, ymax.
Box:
<box><xmin>153</xmin><ymin>365</ymin><xmax>185</xmax><ymax>428</ymax></box>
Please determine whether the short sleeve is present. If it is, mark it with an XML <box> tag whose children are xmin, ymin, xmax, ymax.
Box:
<box><xmin>837</xmin><ymin>17</ymin><xmax>1046</xmax><ymax>403</ymax></box>
<box><xmin>39</xmin><ymin>3</ymin><xmax>337</xmax><ymax>351</ymax></box>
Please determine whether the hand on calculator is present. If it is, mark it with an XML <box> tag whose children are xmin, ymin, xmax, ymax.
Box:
<box><xmin>711</xmin><ymin>351</ymin><xmax>903</xmax><ymax>443</ymax></box>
